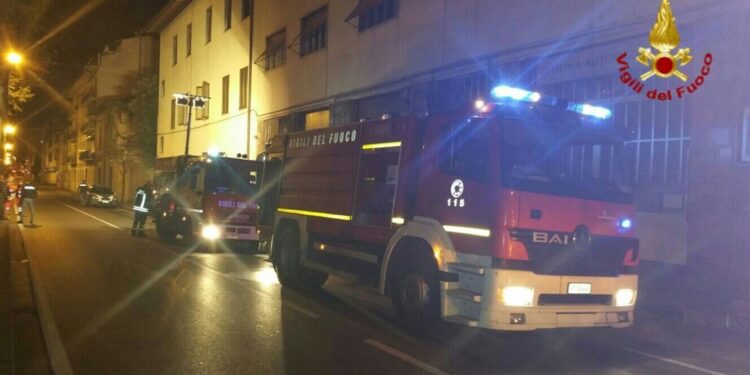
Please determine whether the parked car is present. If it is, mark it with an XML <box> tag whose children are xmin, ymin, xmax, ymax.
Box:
<box><xmin>83</xmin><ymin>186</ymin><xmax>119</xmax><ymax>207</ymax></box>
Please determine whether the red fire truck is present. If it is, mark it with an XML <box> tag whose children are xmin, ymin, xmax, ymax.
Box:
<box><xmin>153</xmin><ymin>154</ymin><xmax>264</xmax><ymax>250</ymax></box>
<box><xmin>268</xmin><ymin>85</ymin><xmax>638</xmax><ymax>332</ymax></box>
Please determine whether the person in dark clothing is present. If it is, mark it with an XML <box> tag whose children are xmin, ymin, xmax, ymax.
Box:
<box><xmin>18</xmin><ymin>182</ymin><xmax>37</xmax><ymax>226</ymax></box>
<box><xmin>131</xmin><ymin>181</ymin><xmax>153</xmax><ymax>236</ymax></box>
<box><xmin>0</xmin><ymin>177</ymin><xmax>8</xmax><ymax>220</ymax></box>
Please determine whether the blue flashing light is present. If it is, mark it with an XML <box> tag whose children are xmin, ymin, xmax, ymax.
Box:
<box><xmin>568</xmin><ymin>102</ymin><xmax>612</xmax><ymax>120</ymax></box>
<box><xmin>491</xmin><ymin>85</ymin><xmax>541</xmax><ymax>103</ymax></box>
<box><xmin>618</xmin><ymin>218</ymin><xmax>633</xmax><ymax>230</ymax></box>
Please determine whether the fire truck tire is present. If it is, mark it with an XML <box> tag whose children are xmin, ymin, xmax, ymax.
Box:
<box><xmin>274</xmin><ymin>224</ymin><xmax>303</xmax><ymax>289</ymax></box>
<box><xmin>391</xmin><ymin>252</ymin><xmax>441</xmax><ymax>335</ymax></box>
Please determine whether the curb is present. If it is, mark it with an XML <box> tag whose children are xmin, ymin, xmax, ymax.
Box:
<box><xmin>13</xmin><ymin>223</ymin><xmax>74</xmax><ymax>375</ymax></box>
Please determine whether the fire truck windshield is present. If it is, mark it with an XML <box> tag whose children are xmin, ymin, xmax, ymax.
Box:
<box><xmin>203</xmin><ymin>161</ymin><xmax>259</xmax><ymax>195</ymax></box>
<box><xmin>501</xmin><ymin>119</ymin><xmax>632</xmax><ymax>203</ymax></box>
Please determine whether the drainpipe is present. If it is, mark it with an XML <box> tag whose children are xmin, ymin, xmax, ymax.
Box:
<box><xmin>247</xmin><ymin>0</ymin><xmax>255</xmax><ymax>158</ymax></box>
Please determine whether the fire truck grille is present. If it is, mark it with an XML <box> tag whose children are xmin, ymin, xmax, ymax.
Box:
<box><xmin>538</xmin><ymin>294</ymin><xmax>612</xmax><ymax>306</ymax></box>
<box><xmin>510</xmin><ymin>229</ymin><xmax>639</xmax><ymax>277</ymax></box>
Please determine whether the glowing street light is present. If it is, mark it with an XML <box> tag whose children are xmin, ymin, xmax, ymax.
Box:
<box><xmin>4</xmin><ymin>143</ymin><xmax>13</xmax><ymax>151</ymax></box>
<box><xmin>5</xmin><ymin>51</ymin><xmax>23</xmax><ymax>66</ymax></box>
<box><xmin>3</xmin><ymin>124</ymin><xmax>15</xmax><ymax>135</ymax></box>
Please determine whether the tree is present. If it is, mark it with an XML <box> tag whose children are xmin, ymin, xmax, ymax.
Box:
<box><xmin>127</xmin><ymin>74</ymin><xmax>158</xmax><ymax>167</ymax></box>
<box><xmin>7</xmin><ymin>71</ymin><xmax>34</xmax><ymax>115</ymax></box>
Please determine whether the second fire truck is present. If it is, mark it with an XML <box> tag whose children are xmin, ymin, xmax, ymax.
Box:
<box><xmin>153</xmin><ymin>153</ymin><xmax>264</xmax><ymax>250</ymax></box>
<box><xmin>268</xmin><ymin>85</ymin><xmax>639</xmax><ymax>333</ymax></box>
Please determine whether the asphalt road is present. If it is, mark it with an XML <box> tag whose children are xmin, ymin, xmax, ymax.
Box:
<box><xmin>16</xmin><ymin>188</ymin><xmax>750</xmax><ymax>374</ymax></box>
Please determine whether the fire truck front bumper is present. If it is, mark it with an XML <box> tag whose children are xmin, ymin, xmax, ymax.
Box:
<box><xmin>200</xmin><ymin>224</ymin><xmax>260</xmax><ymax>241</ymax></box>
<box><xmin>444</xmin><ymin>266</ymin><xmax>638</xmax><ymax>331</ymax></box>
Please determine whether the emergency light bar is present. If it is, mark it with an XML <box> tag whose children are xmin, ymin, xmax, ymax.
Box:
<box><xmin>491</xmin><ymin>85</ymin><xmax>541</xmax><ymax>103</ymax></box>
<box><xmin>488</xmin><ymin>85</ymin><xmax>613</xmax><ymax>120</ymax></box>
<box><xmin>567</xmin><ymin>103</ymin><xmax>613</xmax><ymax>120</ymax></box>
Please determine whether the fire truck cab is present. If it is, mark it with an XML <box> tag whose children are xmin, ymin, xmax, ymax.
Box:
<box><xmin>269</xmin><ymin>85</ymin><xmax>638</xmax><ymax>332</ymax></box>
<box><xmin>153</xmin><ymin>154</ymin><xmax>263</xmax><ymax>250</ymax></box>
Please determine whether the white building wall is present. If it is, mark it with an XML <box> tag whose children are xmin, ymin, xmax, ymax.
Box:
<box><xmin>251</xmin><ymin>0</ymin><xmax>724</xmax><ymax>118</ymax></box>
<box><xmin>156</xmin><ymin>0</ymin><xmax>252</xmax><ymax>160</ymax></box>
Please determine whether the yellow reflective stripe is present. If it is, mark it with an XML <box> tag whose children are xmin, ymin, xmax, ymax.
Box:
<box><xmin>277</xmin><ymin>208</ymin><xmax>351</xmax><ymax>221</ymax></box>
<box><xmin>362</xmin><ymin>141</ymin><xmax>402</xmax><ymax>150</ymax></box>
<box><xmin>443</xmin><ymin>225</ymin><xmax>491</xmax><ymax>238</ymax></box>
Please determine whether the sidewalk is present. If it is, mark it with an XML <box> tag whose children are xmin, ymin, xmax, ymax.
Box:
<box><xmin>0</xmin><ymin>218</ymin><xmax>52</xmax><ymax>374</ymax></box>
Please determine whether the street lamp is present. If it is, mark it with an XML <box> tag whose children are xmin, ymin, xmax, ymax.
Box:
<box><xmin>2</xmin><ymin>50</ymin><xmax>24</xmax><ymax>124</ymax></box>
<box><xmin>4</xmin><ymin>124</ymin><xmax>16</xmax><ymax>135</ymax></box>
<box><xmin>5</xmin><ymin>51</ymin><xmax>23</xmax><ymax>66</ymax></box>
<box><xmin>4</xmin><ymin>143</ymin><xmax>13</xmax><ymax>151</ymax></box>
<box><xmin>173</xmin><ymin>93</ymin><xmax>209</xmax><ymax>156</ymax></box>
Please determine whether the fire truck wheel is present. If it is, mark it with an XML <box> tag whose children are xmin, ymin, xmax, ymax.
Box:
<box><xmin>392</xmin><ymin>254</ymin><xmax>440</xmax><ymax>335</ymax></box>
<box><xmin>301</xmin><ymin>269</ymin><xmax>328</xmax><ymax>289</ymax></box>
<box><xmin>274</xmin><ymin>224</ymin><xmax>302</xmax><ymax>289</ymax></box>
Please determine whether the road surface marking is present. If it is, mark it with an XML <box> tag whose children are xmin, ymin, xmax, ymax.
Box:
<box><xmin>364</xmin><ymin>339</ymin><xmax>450</xmax><ymax>375</ymax></box>
<box><xmin>18</xmin><ymin>225</ymin><xmax>75</xmax><ymax>375</ymax></box>
<box><xmin>283</xmin><ymin>302</ymin><xmax>320</xmax><ymax>319</ymax></box>
<box><xmin>60</xmin><ymin>202</ymin><xmax>121</xmax><ymax>229</ymax></box>
<box><xmin>622</xmin><ymin>347</ymin><xmax>727</xmax><ymax>375</ymax></box>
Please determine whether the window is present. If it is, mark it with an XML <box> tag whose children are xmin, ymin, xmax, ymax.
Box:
<box><xmin>300</xmin><ymin>7</ymin><xmax>327</xmax><ymax>56</ymax></box>
<box><xmin>242</xmin><ymin>0</ymin><xmax>252</xmax><ymax>18</ymax></box>
<box><xmin>439</xmin><ymin>119</ymin><xmax>490</xmax><ymax>181</ymax></box>
<box><xmin>159</xmin><ymin>136</ymin><xmax>164</xmax><ymax>155</ymax></box>
<box><xmin>186</xmin><ymin>24</ymin><xmax>192</xmax><ymax>56</ymax></box>
<box><xmin>264</xmin><ymin>29</ymin><xmax>286</xmax><ymax>70</ymax></box>
<box><xmin>346</xmin><ymin>0</ymin><xmax>398</xmax><ymax>32</ymax></box>
<box><xmin>196</xmin><ymin>81</ymin><xmax>210</xmax><ymax>120</ymax></box>
<box><xmin>224</xmin><ymin>0</ymin><xmax>232</xmax><ymax>30</ymax></box>
<box><xmin>170</xmin><ymin>99</ymin><xmax>176</xmax><ymax>129</ymax></box>
<box><xmin>222</xmin><ymin>75</ymin><xmax>230</xmax><ymax>114</ymax></box>
<box><xmin>205</xmin><ymin>7</ymin><xmax>213</xmax><ymax>43</ymax></box>
<box><xmin>160</xmin><ymin>80</ymin><xmax>165</xmax><ymax>97</ymax></box>
<box><xmin>172</xmin><ymin>35</ymin><xmax>178</xmax><ymax>65</ymax></box>
<box><xmin>239</xmin><ymin>67</ymin><xmax>248</xmax><ymax>109</ymax></box>
<box><xmin>353</xmin><ymin>143</ymin><xmax>401</xmax><ymax>227</ymax></box>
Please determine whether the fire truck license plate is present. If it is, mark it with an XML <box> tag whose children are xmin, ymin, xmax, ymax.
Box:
<box><xmin>568</xmin><ymin>283</ymin><xmax>592</xmax><ymax>294</ymax></box>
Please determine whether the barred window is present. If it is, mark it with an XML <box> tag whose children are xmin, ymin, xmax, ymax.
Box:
<box><xmin>264</xmin><ymin>29</ymin><xmax>286</xmax><ymax>70</ymax></box>
<box><xmin>300</xmin><ymin>7</ymin><xmax>327</xmax><ymax>56</ymax></box>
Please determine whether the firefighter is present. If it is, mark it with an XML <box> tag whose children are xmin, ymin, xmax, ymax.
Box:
<box><xmin>0</xmin><ymin>177</ymin><xmax>8</xmax><ymax>220</ymax></box>
<box><xmin>18</xmin><ymin>181</ymin><xmax>37</xmax><ymax>226</ymax></box>
<box><xmin>131</xmin><ymin>181</ymin><xmax>153</xmax><ymax>236</ymax></box>
<box><xmin>78</xmin><ymin>179</ymin><xmax>89</xmax><ymax>205</ymax></box>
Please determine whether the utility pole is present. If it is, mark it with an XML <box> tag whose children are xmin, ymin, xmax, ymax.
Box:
<box><xmin>172</xmin><ymin>93</ymin><xmax>209</xmax><ymax>156</ymax></box>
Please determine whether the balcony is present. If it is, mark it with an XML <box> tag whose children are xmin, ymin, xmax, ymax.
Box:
<box><xmin>79</xmin><ymin>150</ymin><xmax>96</xmax><ymax>164</ymax></box>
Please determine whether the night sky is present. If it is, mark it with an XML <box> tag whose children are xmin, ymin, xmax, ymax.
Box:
<box><xmin>5</xmin><ymin>0</ymin><xmax>170</xmax><ymax>129</ymax></box>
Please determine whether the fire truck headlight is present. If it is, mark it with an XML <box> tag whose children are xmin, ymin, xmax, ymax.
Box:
<box><xmin>614</xmin><ymin>289</ymin><xmax>636</xmax><ymax>306</ymax></box>
<box><xmin>201</xmin><ymin>225</ymin><xmax>221</xmax><ymax>240</ymax></box>
<box><xmin>500</xmin><ymin>286</ymin><xmax>534</xmax><ymax>306</ymax></box>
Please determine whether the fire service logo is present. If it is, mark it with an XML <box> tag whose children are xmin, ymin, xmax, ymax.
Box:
<box><xmin>617</xmin><ymin>0</ymin><xmax>712</xmax><ymax>101</ymax></box>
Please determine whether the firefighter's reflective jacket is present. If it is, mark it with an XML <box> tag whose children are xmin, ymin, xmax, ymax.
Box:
<box><xmin>20</xmin><ymin>184</ymin><xmax>37</xmax><ymax>199</ymax></box>
<box><xmin>133</xmin><ymin>187</ymin><xmax>152</xmax><ymax>213</ymax></box>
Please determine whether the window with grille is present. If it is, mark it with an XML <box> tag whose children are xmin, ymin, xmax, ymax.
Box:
<box><xmin>265</xmin><ymin>29</ymin><xmax>286</xmax><ymax>70</ymax></box>
<box><xmin>300</xmin><ymin>7</ymin><xmax>327</xmax><ymax>56</ymax></box>
<box><xmin>541</xmin><ymin>75</ymin><xmax>690</xmax><ymax>186</ymax></box>
<box><xmin>353</xmin><ymin>0</ymin><xmax>398</xmax><ymax>32</ymax></box>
